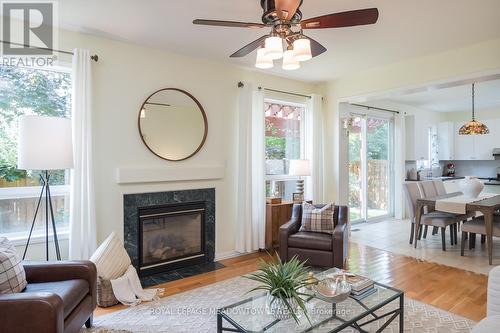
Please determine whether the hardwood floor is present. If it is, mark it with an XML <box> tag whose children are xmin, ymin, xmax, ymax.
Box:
<box><xmin>95</xmin><ymin>242</ymin><xmax>488</xmax><ymax>322</ymax></box>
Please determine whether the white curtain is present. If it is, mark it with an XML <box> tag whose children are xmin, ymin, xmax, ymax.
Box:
<box><xmin>69</xmin><ymin>49</ymin><xmax>97</xmax><ymax>259</ymax></box>
<box><xmin>394</xmin><ymin>112</ymin><xmax>406</xmax><ymax>219</ymax></box>
<box><xmin>235</xmin><ymin>83</ymin><xmax>266</xmax><ymax>253</ymax></box>
<box><xmin>305</xmin><ymin>94</ymin><xmax>324</xmax><ymax>203</ymax></box>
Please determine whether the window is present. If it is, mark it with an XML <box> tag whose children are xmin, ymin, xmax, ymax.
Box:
<box><xmin>0</xmin><ymin>65</ymin><xmax>72</xmax><ymax>239</ymax></box>
<box><xmin>264</xmin><ymin>99</ymin><xmax>306</xmax><ymax>201</ymax></box>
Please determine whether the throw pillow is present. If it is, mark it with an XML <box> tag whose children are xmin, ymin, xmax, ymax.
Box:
<box><xmin>90</xmin><ymin>232</ymin><xmax>131</xmax><ymax>280</ymax></box>
<box><xmin>300</xmin><ymin>202</ymin><xmax>335</xmax><ymax>234</ymax></box>
<box><xmin>0</xmin><ymin>237</ymin><xmax>27</xmax><ymax>294</ymax></box>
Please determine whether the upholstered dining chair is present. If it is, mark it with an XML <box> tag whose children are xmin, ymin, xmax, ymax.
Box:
<box><xmin>433</xmin><ymin>179</ymin><xmax>448</xmax><ymax>195</ymax></box>
<box><xmin>461</xmin><ymin>215</ymin><xmax>500</xmax><ymax>256</ymax></box>
<box><xmin>419</xmin><ymin>180</ymin><xmax>438</xmax><ymax>198</ymax></box>
<box><xmin>404</xmin><ymin>182</ymin><xmax>463</xmax><ymax>250</ymax></box>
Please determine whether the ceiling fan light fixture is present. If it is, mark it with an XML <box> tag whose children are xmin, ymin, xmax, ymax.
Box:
<box><xmin>282</xmin><ymin>49</ymin><xmax>300</xmax><ymax>70</ymax></box>
<box><xmin>264</xmin><ymin>36</ymin><xmax>283</xmax><ymax>59</ymax></box>
<box><xmin>255</xmin><ymin>48</ymin><xmax>274</xmax><ymax>69</ymax></box>
<box><xmin>293</xmin><ymin>38</ymin><xmax>312</xmax><ymax>62</ymax></box>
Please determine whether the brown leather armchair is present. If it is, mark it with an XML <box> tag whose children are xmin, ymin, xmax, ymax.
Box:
<box><xmin>280</xmin><ymin>204</ymin><xmax>349</xmax><ymax>269</ymax></box>
<box><xmin>0</xmin><ymin>261</ymin><xmax>97</xmax><ymax>333</ymax></box>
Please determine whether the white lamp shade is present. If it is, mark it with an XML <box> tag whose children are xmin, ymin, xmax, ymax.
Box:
<box><xmin>289</xmin><ymin>159</ymin><xmax>311</xmax><ymax>176</ymax></box>
<box><xmin>282</xmin><ymin>49</ymin><xmax>300</xmax><ymax>70</ymax></box>
<box><xmin>293</xmin><ymin>38</ymin><xmax>312</xmax><ymax>62</ymax></box>
<box><xmin>17</xmin><ymin>116</ymin><xmax>74</xmax><ymax>170</ymax></box>
<box><xmin>264</xmin><ymin>36</ymin><xmax>283</xmax><ymax>60</ymax></box>
<box><xmin>255</xmin><ymin>48</ymin><xmax>273</xmax><ymax>69</ymax></box>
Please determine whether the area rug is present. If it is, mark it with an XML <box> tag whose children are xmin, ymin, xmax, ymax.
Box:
<box><xmin>81</xmin><ymin>276</ymin><xmax>475</xmax><ymax>333</ymax></box>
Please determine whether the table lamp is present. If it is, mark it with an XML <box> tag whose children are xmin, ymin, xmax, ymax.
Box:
<box><xmin>289</xmin><ymin>159</ymin><xmax>311</xmax><ymax>194</ymax></box>
<box><xmin>17</xmin><ymin>115</ymin><xmax>73</xmax><ymax>261</ymax></box>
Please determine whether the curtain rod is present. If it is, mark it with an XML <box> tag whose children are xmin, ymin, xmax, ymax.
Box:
<box><xmin>0</xmin><ymin>40</ymin><xmax>98</xmax><ymax>62</ymax></box>
<box><xmin>350</xmin><ymin>103</ymin><xmax>400</xmax><ymax>114</ymax></box>
<box><xmin>237</xmin><ymin>81</ymin><xmax>311</xmax><ymax>99</ymax></box>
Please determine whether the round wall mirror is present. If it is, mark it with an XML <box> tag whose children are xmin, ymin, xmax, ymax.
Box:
<box><xmin>138</xmin><ymin>88</ymin><xmax>208</xmax><ymax>161</ymax></box>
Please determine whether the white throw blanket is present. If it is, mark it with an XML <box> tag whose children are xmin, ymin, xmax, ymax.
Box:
<box><xmin>110</xmin><ymin>265</ymin><xmax>163</xmax><ymax>306</ymax></box>
<box><xmin>435</xmin><ymin>193</ymin><xmax>498</xmax><ymax>214</ymax></box>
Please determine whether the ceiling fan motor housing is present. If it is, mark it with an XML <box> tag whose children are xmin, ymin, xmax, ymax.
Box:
<box><xmin>260</xmin><ymin>0</ymin><xmax>303</xmax><ymax>24</ymax></box>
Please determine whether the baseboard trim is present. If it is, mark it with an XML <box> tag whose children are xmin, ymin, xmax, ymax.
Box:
<box><xmin>215</xmin><ymin>250</ymin><xmax>258</xmax><ymax>261</ymax></box>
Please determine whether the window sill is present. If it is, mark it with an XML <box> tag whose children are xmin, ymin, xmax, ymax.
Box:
<box><xmin>8</xmin><ymin>229</ymin><xmax>70</xmax><ymax>246</ymax></box>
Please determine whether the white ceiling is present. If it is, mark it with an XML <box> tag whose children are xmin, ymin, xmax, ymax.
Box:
<box><xmin>376</xmin><ymin>79</ymin><xmax>500</xmax><ymax>113</ymax></box>
<box><xmin>58</xmin><ymin>0</ymin><xmax>500</xmax><ymax>82</ymax></box>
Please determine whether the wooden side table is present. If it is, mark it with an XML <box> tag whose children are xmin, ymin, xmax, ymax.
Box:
<box><xmin>265</xmin><ymin>200</ymin><xmax>311</xmax><ymax>250</ymax></box>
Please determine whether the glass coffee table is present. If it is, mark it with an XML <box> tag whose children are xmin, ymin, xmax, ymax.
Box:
<box><xmin>217</xmin><ymin>268</ymin><xmax>404</xmax><ymax>333</ymax></box>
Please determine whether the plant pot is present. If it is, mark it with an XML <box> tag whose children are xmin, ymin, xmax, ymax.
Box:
<box><xmin>459</xmin><ymin>176</ymin><xmax>484</xmax><ymax>198</ymax></box>
<box><xmin>267</xmin><ymin>294</ymin><xmax>299</xmax><ymax>321</ymax></box>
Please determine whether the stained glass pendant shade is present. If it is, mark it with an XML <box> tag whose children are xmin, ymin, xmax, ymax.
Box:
<box><xmin>458</xmin><ymin>83</ymin><xmax>489</xmax><ymax>135</ymax></box>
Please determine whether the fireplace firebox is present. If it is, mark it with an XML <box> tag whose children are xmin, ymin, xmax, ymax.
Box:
<box><xmin>138</xmin><ymin>201</ymin><xmax>206</xmax><ymax>276</ymax></box>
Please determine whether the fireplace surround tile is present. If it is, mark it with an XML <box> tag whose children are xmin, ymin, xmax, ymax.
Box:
<box><xmin>123</xmin><ymin>188</ymin><xmax>220</xmax><ymax>285</ymax></box>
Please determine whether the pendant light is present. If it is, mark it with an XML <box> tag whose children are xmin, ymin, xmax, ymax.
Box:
<box><xmin>458</xmin><ymin>83</ymin><xmax>489</xmax><ymax>135</ymax></box>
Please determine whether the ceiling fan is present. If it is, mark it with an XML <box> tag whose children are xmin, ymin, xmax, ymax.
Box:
<box><xmin>193</xmin><ymin>0</ymin><xmax>379</xmax><ymax>70</ymax></box>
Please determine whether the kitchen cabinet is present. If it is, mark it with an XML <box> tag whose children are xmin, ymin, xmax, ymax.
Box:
<box><xmin>437</xmin><ymin>122</ymin><xmax>454</xmax><ymax>160</ymax></box>
<box><xmin>443</xmin><ymin>179</ymin><xmax>461</xmax><ymax>193</ymax></box>
<box><xmin>453</xmin><ymin>122</ymin><xmax>475</xmax><ymax>160</ymax></box>
<box><xmin>473</xmin><ymin>119</ymin><xmax>497</xmax><ymax>160</ymax></box>
<box><xmin>452</xmin><ymin>119</ymin><xmax>497</xmax><ymax>160</ymax></box>
<box><xmin>405</xmin><ymin>115</ymin><xmax>430</xmax><ymax>161</ymax></box>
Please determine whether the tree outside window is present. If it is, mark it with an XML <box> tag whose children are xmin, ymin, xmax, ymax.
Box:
<box><xmin>0</xmin><ymin>65</ymin><xmax>72</xmax><ymax>236</ymax></box>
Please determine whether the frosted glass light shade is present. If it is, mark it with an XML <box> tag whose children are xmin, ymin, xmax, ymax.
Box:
<box><xmin>282</xmin><ymin>50</ymin><xmax>300</xmax><ymax>70</ymax></box>
<box><xmin>293</xmin><ymin>38</ymin><xmax>312</xmax><ymax>62</ymax></box>
<box><xmin>289</xmin><ymin>159</ymin><xmax>311</xmax><ymax>176</ymax></box>
<box><xmin>17</xmin><ymin>116</ymin><xmax>74</xmax><ymax>170</ymax></box>
<box><xmin>255</xmin><ymin>48</ymin><xmax>273</xmax><ymax>69</ymax></box>
<box><xmin>264</xmin><ymin>36</ymin><xmax>283</xmax><ymax>60</ymax></box>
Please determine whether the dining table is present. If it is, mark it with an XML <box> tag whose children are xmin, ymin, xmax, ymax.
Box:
<box><xmin>415</xmin><ymin>192</ymin><xmax>500</xmax><ymax>265</ymax></box>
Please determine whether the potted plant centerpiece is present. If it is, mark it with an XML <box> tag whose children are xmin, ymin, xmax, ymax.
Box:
<box><xmin>244</xmin><ymin>255</ymin><xmax>311</xmax><ymax>323</ymax></box>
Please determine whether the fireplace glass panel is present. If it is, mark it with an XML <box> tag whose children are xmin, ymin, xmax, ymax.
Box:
<box><xmin>141</xmin><ymin>212</ymin><xmax>202</xmax><ymax>267</ymax></box>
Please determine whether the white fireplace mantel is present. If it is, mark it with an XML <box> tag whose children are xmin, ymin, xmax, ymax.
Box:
<box><xmin>116</xmin><ymin>165</ymin><xmax>225</xmax><ymax>184</ymax></box>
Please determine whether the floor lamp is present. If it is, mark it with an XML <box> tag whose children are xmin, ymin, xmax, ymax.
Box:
<box><xmin>17</xmin><ymin>116</ymin><xmax>73</xmax><ymax>261</ymax></box>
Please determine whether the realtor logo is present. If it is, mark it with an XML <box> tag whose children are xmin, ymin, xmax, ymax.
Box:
<box><xmin>1</xmin><ymin>1</ymin><xmax>58</xmax><ymax>65</ymax></box>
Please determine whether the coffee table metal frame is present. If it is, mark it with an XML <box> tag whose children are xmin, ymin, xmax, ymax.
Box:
<box><xmin>217</xmin><ymin>281</ymin><xmax>404</xmax><ymax>333</ymax></box>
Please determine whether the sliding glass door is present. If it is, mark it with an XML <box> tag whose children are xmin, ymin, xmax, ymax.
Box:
<box><xmin>348</xmin><ymin>114</ymin><xmax>394</xmax><ymax>222</ymax></box>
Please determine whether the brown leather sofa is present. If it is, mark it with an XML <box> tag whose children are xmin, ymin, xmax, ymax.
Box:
<box><xmin>0</xmin><ymin>261</ymin><xmax>97</xmax><ymax>333</ymax></box>
<box><xmin>280</xmin><ymin>204</ymin><xmax>349</xmax><ymax>269</ymax></box>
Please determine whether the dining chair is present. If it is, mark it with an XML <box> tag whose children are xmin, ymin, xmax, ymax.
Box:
<box><xmin>461</xmin><ymin>215</ymin><xmax>500</xmax><ymax>256</ymax></box>
<box><xmin>403</xmin><ymin>182</ymin><xmax>460</xmax><ymax>250</ymax></box>
<box><xmin>433</xmin><ymin>179</ymin><xmax>447</xmax><ymax>195</ymax></box>
<box><xmin>420</xmin><ymin>180</ymin><xmax>438</xmax><ymax>198</ymax></box>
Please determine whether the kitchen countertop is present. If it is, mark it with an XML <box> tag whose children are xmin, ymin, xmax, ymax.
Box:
<box><xmin>405</xmin><ymin>176</ymin><xmax>500</xmax><ymax>185</ymax></box>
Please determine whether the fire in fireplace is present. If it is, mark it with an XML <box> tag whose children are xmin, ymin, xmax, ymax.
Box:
<box><xmin>138</xmin><ymin>201</ymin><xmax>206</xmax><ymax>276</ymax></box>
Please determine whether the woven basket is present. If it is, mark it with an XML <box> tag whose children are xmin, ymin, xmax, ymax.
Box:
<box><xmin>97</xmin><ymin>276</ymin><xmax>119</xmax><ymax>307</ymax></box>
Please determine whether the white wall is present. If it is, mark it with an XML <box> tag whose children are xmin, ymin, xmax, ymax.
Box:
<box><xmin>18</xmin><ymin>29</ymin><xmax>319</xmax><ymax>260</ymax></box>
<box><xmin>321</xmin><ymin>37</ymin><xmax>500</xmax><ymax>204</ymax></box>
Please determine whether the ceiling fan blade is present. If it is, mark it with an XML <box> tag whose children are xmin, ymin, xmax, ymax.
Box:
<box><xmin>193</xmin><ymin>19</ymin><xmax>265</xmax><ymax>29</ymax></box>
<box><xmin>301</xmin><ymin>8</ymin><xmax>379</xmax><ymax>29</ymax></box>
<box><xmin>305</xmin><ymin>36</ymin><xmax>327</xmax><ymax>57</ymax></box>
<box><xmin>275</xmin><ymin>0</ymin><xmax>302</xmax><ymax>20</ymax></box>
<box><xmin>230</xmin><ymin>35</ymin><xmax>269</xmax><ymax>58</ymax></box>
